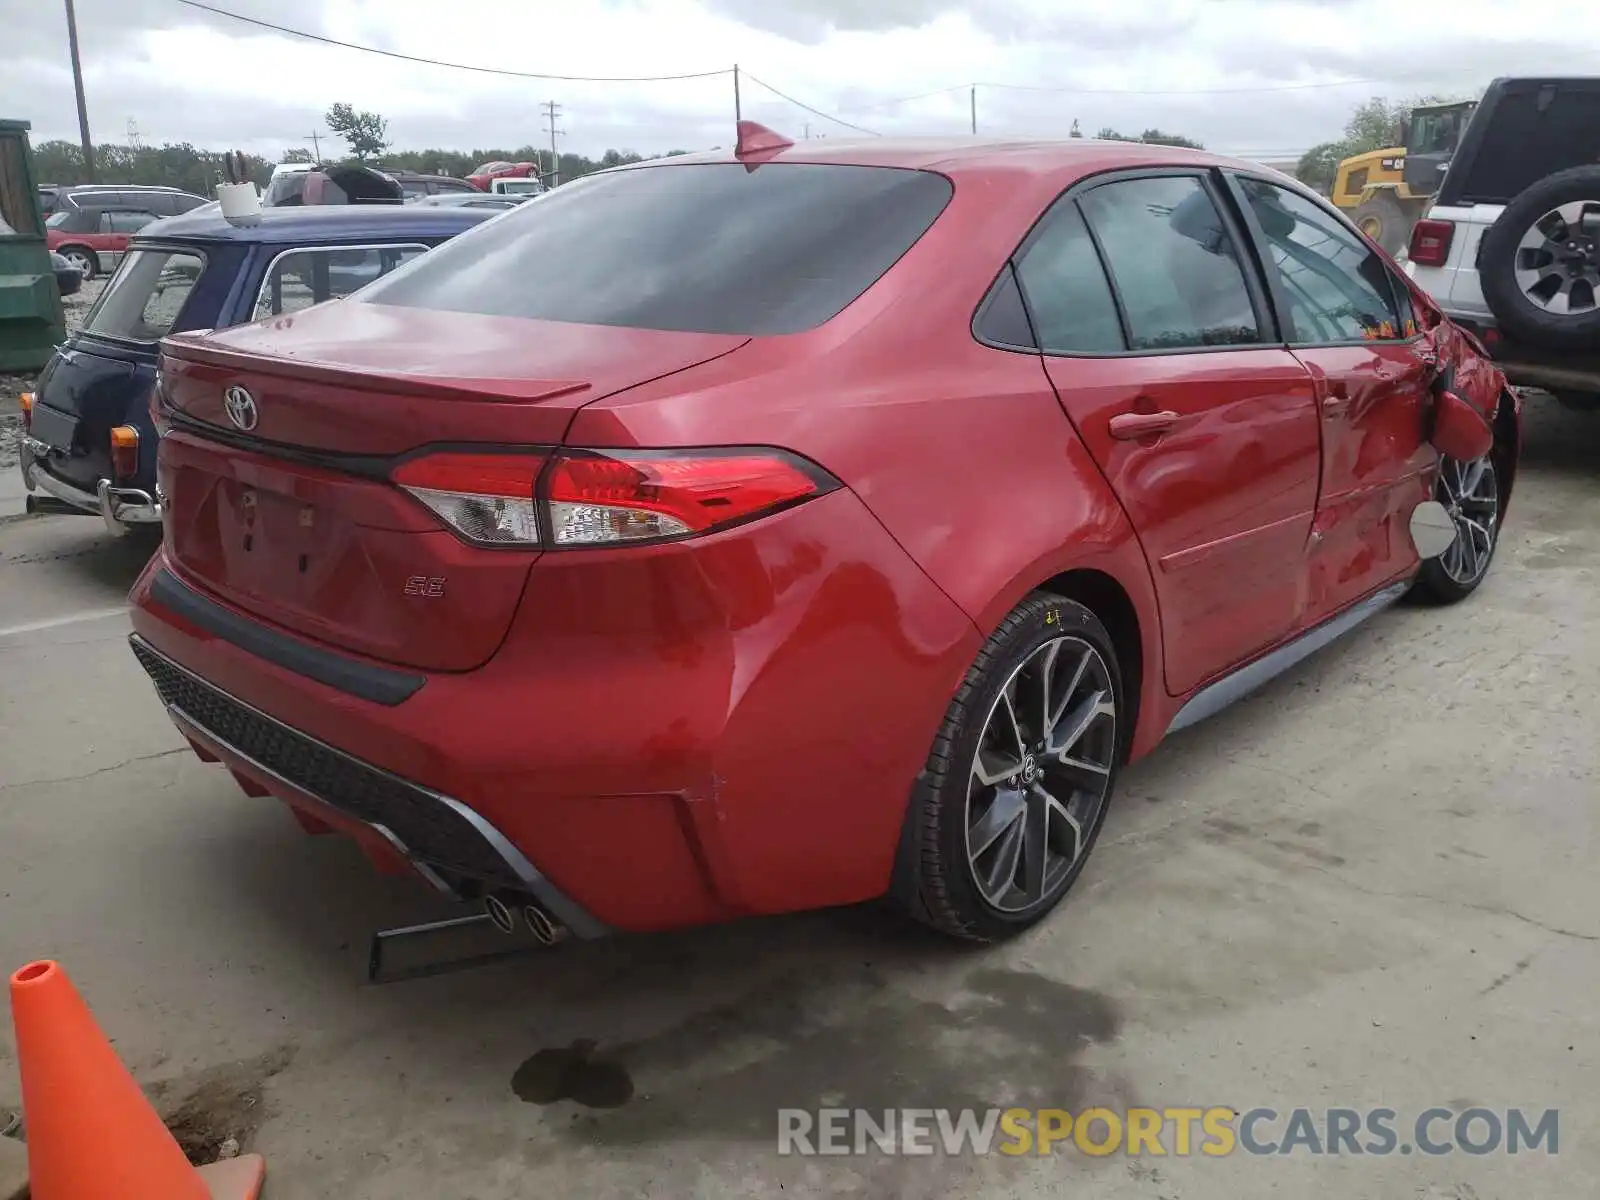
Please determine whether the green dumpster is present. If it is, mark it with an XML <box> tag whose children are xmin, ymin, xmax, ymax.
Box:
<box><xmin>0</xmin><ymin>119</ymin><xmax>66</xmax><ymax>372</ymax></box>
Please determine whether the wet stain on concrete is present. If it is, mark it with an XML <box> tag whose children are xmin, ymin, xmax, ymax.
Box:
<box><xmin>512</xmin><ymin>1039</ymin><xmax>634</xmax><ymax>1109</ymax></box>
<box><xmin>540</xmin><ymin>962</ymin><xmax>1122</xmax><ymax>1148</ymax></box>
<box><xmin>150</xmin><ymin>1045</ymin><xmax>295</xmax><ymax>1166</ymax></box>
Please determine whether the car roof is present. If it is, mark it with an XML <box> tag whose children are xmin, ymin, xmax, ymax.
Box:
<box><xmin>131</xmin><ymin>203</ymin><xmax>498</xmax><ymax>245</ymax></box>
<box><xmin>65</xmin><ymin>183</ymin><xmax>194</xmax><ymax>194</ymax></box>
<box><xmin>618</xmin><ymin>135</ymin><xmax>1273</xmax><ymax>180</ymax></box>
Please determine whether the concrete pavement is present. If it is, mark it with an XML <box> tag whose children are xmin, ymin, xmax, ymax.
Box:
<box><xmin>0</xmin><ymin>400</ymin><xmax>1596</xmax><ymax>1199</ymax></box>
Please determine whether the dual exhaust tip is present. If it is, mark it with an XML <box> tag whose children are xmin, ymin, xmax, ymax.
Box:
<box><xmin>483</xmin><ymin>893</ymin><xmax>567</xmax><ymax>946</ymax></box>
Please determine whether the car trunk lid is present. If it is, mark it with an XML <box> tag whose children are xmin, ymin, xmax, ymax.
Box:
<box><xmin>156</xmin><ymin>302</ymin><xmax>749</xmax><ymax>672</ymax></box>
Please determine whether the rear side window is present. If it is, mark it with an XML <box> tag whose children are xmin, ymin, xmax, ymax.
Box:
<box><xmin>1013</xmin><ymin>201</ymin><xmax>1125</xmax><ymax>354</ymax></box>
<box><xmin>1079</xmin><ymin>176</ymin><xmax>1262</xmax><ymax>351</ymax></box>
<box><xmin>253</xmin><ymin>244</ymin><xmax>430</xmax><ymax>320</ymax></box>
<box><xmin>105</xmin><ymin>211</ymin><xmax>157</xmax><ymax>234</ymax></box>
<box><xmin>48</xmin><ymin>209</ymin><xmax>92</xmax><ymax>233</ymax></box>
<box><xmin>1237</xmin><ymin>178</ymin><xmax>1405</xmax><ymax>344</ymax></box>
<box><xmin>81</xmin><ymin>249</ymin><xmax>206</xmax><ymax>341</ymax></box>
<box><xmin>359</xmin><ymin>162</ymin><xmax>954</xmax><ymax>335</ymax></box>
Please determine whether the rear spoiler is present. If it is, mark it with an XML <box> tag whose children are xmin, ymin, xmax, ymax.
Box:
<box><xmin>159</xmin><ymin>333</ymin><xmax>591</xmax><ymax>405</ymax></box>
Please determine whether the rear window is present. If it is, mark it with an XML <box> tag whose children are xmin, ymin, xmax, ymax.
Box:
<box><xmin>1445</xmin><ymin>79</ymin><xmax>1600</xmax><ymax>206</ymax></box>
<box><xmin>81</xmin><ymin>248</ymin><xmax>206</xmax><ymax>342</ymax></box>
<box><xmin>358</xmin><ymin>162</ymin><xmax>955</xmax><ymax>335</ymax></box>
<box><xmin>253</xmin><ymin>244</ymin><xmax>429</xmax><ymax>320</ymax></box>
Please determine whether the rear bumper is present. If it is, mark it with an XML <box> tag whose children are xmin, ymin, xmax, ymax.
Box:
<box><xmin>20</xmin><ymin>435</ymin><xmax>162</xmax><ymax>533</ymax></box>
<box><xmin>127</xmin><ymin>489</ymin><xmax>980</xmax><ymax>933</ymax></box>
<box><xmin>129</xmin><ymin>633</ymin><xmax>607</xmax><ymax>937</ymax></box>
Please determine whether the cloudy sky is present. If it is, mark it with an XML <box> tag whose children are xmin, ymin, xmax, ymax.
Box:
<box><xmin>4</xmin><ymin>0</ymin><xmax>1598</xmax><ymax>165</ymax></box>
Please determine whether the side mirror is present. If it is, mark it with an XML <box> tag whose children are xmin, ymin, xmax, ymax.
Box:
<box><xmin>1430</xmin><ymin>390</ymin><xmax>1494</xmax><ymax>462</ymax></box>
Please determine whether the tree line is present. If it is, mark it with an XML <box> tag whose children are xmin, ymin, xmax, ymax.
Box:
<box><xmin>30</xmin><ymin>139</ymin><xmax>686</xmax><ymax>196</ymax></box>
<box><xmin>1295</xmin><ymin>95</ymin><xmax>1470</xmax><ymax>193</ymax></box>
<box><xmin>30</xmin><ymin>94</ymin><xmax>1443</xmax><ymax>200</ymax></box>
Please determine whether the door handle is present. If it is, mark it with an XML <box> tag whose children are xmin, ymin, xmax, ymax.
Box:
<box><xmin>1108</xmin><ymin>410</ymin><xmax>1181</xmax><ymax>440</ymax></box>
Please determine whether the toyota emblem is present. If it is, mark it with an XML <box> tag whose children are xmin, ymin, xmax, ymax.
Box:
<box><xmin>223</xmin><ymin>385</ymin><xmax>258</xmax><ymax>432</ymax></box>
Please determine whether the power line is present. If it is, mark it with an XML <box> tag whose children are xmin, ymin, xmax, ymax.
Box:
<box><xmin>172</xmin><ymin>0</ymin><xmax>732</xmax><ymax>82</ymax></box>
<box><xmin>845</xmin><ymin>84</ymin><xmax>973</xmax><ymax>113</ymax></box>
<box><xmin>742</xmin><ymin>73</ymin><xmax>880</xmax><ymax>136</ymax></box>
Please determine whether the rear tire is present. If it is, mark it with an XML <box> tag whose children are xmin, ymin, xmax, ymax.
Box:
<box><xmin>900</xmin><ymin>595</ymin><xmax>1123</xmax><ymax>942</ymax></box>
<box><xmin>58</xmin><ymin>247</ymin><xmax>95</xmax><ymax>281</ymax></box>
<box><xmin>1480</xmin><ymin>166</ymin><xmax>1600</xmax><ymax>351</ymax></box>
<box><xmin>1351</xmin><ymin>192</ymin><xmax>1410</xmax><ymax>254</ymax></box>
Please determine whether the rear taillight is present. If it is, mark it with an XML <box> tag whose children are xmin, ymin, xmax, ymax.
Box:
<box><xmin>390</xmin><ymin>447</ymin><xmax>837</xmax><ymax>549</ymax></box>
<box><xmin>109</xmin><ymin>426</ymin><xmax>139</xmax><ymax>482</ymax></box>
<box><xmin>1409</xmin><ymin>219</ymin><xmax>1455</xmax><ymax>268</ymax></box>
<box><xmin>543</xmin><ymin>449</ymin><xmax>829</xmax><ymax>546</ymax></box>
<box><xmin>390</xmin><ymin>451</ymin><xmax>546</xmax><ymax>546</ymax></box>
<box><xmin>19</xmin><ymin>392</ymin><xmax>33</xmax><ymax>434</ymax></box>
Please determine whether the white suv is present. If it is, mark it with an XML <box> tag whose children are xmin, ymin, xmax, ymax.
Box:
<box><xmin>1405</xmin><ymin>76</ymin><xmax>1600</xmax><ymax>412</ymax></box>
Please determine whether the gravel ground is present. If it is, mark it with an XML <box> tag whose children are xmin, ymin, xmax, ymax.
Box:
<box><xmin>0</xmin><ymin>278</ymin><xmax>104</xmax><ymax>471</ymax></box>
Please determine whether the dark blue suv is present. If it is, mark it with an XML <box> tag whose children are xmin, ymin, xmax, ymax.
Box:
<box><xmin>19</xmin><ymin>203</ymin><xmax>497</xmax><ymax>534</ymax></box>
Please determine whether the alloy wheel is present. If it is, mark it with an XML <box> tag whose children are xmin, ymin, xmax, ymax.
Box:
<box><xmin>62</xmin><ymin>250</ymin><xmax>94</xmax><ymax>278</ymax></box>
<box><xmin>1436</xmin><ymin>454</ymin><xmax>1499</xmax><ymax>586</ymax></box>
<box><xmin>965</xmin><ymin>636</ymin><xmax>1117</xmax><ymax>913</ymax></box>
<box><xmin>1514</xmin><ymin>201</ymin><xmax>1600</xmax><ymax>315</ymax></box>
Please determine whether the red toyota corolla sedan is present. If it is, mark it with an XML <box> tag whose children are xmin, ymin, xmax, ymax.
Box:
<box><xmin>129</xmin><ymin>130</ymin><xmax>1517</xmax><ymax>944</ymax></box>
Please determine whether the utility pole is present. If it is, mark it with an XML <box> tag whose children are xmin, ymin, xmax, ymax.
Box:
<box><xmin>541</xmin><ymin>100</ymin><xmax>564</xmax><ymax>187</ymax></box>
<box><xmin>733</xmin><ymin>64</ymin><xmax>742</xmax><ymax>123</ymax></box>
<box><xmin>802</xmin><ymin>122</ymin><xmax>810</xmax><ymax>140</ymax></box>
<box><xmin>970</xmin><ymin>86</ymin><xmax>977</xmax><ymax>135</ymax></box>
<box><xmin>63</xmin><ymin>0</ymin><xmax>94</xmax><ymax>181</ymax></box>
<box><xmin>126</xmin><ymin>118</ymin><xmax>141</xmax><ymax>150</ymax></box>
<box><xmin>307</xmin><ymin>131</ymin><xmax>322</xmax><ymax>162</ymax></box>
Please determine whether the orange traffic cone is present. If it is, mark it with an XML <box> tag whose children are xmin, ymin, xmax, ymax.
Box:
<box><xmin>9</xmin><ymin>960</ymin><xmax>266</xmax><ymax>1199</ymax></box>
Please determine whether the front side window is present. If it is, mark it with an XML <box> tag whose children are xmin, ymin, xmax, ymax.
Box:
<box><xmin>47</xmin><ymin>209</ymin><xmax>86</xmax><ymax>232</ymax></box>
<box><xmin>81</xmin><ymin>249</ymin><xmax>206</xmax><ymax>342</ymax></box>
<box><xmin>1079</xmin><ymin>175</ymin><xmax>1262</xmax><ymax>352</ymax></box>
<box><xmin>1237</xmin><ymin>178</ymin><xmax>1405</xmax><ymax>344</ymax></box>
<box><xmin>358</xmin><ymin>162</ymin><xmax>954</xmax><ymax>336</ymax></box>
<box><xmin>253</xmin><ymin>244</ymin><xmax>429</xmax><ymax>320</ymax></box>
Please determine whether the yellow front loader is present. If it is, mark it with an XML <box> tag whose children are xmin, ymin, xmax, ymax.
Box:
<box><xmin>1330</xmin><ymin>100</ymin><xmax>1476</xmax><ymax>253</ymax></box>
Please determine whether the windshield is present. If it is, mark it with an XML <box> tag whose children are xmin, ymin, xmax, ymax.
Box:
<box><xmin>1410</xmin><ymin>109</ymin><xmax>1467</xmax><ymax>156</ymax></box>
<box><xmin>81</xmin><ymin>248</ymin><xmax>207</xmax><ymax>342</ymax></box>
<box><xmin>496</xmin><ymin>179</ymin><xmax>544</xmax><ymax>194</ymax></box>
<box><xmin>359</xmin><ymin>162</ymin><xmax>954</xmax><ymax>336</ymax></box>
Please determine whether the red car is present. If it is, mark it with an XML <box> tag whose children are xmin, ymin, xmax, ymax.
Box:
<box><xmin>465</xmin><ymin>160</ymin><xmax>539</xmax><ymax>192</ymax></box>
<box><xmin>46</xmin><ymin>206</ymin><xmax>160</xmax><ymax>280</ymax></box>
<box><xmin>129</xmin><ymin>129</ymin><xmax>1517</xmax><ymax>944</ymax></box>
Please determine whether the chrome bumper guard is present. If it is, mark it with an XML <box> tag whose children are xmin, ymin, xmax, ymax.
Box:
<box><xmin>19</xmin><ymin>435</ymin><xmax>161</xmax><ymax>534</ymax></box>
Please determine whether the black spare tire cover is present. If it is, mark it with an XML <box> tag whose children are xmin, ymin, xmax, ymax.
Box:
<box><xmin>1479</xmin><ymin>164</ymin><xmax>1600</xmax><ymax>350</ymax></box>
